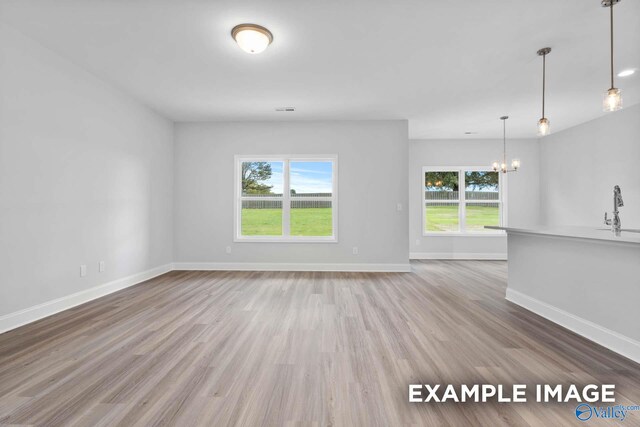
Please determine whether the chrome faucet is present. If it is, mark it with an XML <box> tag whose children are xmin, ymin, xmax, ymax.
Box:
<box><xmin>604</xmin><ymin>185</ymin><xmax>624</xmax><ymax>234</ymax></box>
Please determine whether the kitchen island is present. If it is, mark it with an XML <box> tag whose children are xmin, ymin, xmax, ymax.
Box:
<box><xmin>487</xmin><ymin>225</ymin><xmax>640</xmax><ymax>363</ymax></box>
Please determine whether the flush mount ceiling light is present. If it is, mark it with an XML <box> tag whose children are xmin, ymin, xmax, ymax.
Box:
<box><xmin>537</xmin><ymin>47</ymin><xmax>552</xmax><ymax>136</ymax></box>
<box><xmin>231</xmin><ymin>24</ymin><xmax>273</xmax><ymax>54</ymax></box>
<box><xmin>602</xmin><ymin>0</ymin><xmax>622</xmax><ymax>112</ymax></box>
<box><xmin>492</xmin><ymin>116</ymin><xmax>520</xmax><ymax>174</ymax></box>
<box><xmin>617</xmin><ymin>69</ymin><xmax>635</xmax><ymax>77</ymax></box>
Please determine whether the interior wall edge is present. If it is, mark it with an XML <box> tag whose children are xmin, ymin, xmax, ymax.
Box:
<box><xmin>0</xmin><ymin>21</ymin><xmax>174</xmax><ymax>123</ymax></box>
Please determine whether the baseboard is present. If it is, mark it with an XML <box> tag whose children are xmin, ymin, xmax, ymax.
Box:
<box><xmin>173</xmin><ymin>262</ymin><xmax>412</xmax><ymax>273</ymax></box>
<box><xmin>506</xmin><ymin>288</ymin><xmax>640</xmax><ymax>364</ymax></box>
<box><xmin>0</xmin><ymin>263</ymin><xmax>173</xmax><ymax>335</ymax></box>
<box><xmin>0</xmin><ymin>261</ymin><xmax>411</xmax><ymax>334</ymax></box>
<box><xmin>410</xmin><ymin>252</ymin><xmax>507</xmax><ymax>260</ymax></box>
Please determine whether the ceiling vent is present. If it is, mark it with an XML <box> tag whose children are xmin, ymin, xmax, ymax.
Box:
<box><xmin>275</xmin><ymin>107</ymin><xmax>295</xmax><ymax>112</ymax></box>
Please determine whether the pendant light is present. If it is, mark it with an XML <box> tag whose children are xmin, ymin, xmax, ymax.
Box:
<box><xmin>602</xmin><ymin>0</ymin><xmax>622</xmax><ymax>111</ymax></box>
<box><xmin>537</xmin><ymin>47</ymin><xmax>551</xmax><ymax>136</ymax></box>
<box><xmin>492</xmin><ymin>116</ymin><xmax>520</xmax><ymax>174</ymax></box>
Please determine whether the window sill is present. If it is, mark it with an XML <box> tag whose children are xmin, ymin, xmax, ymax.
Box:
<box><xmin>234</xmin><ymin>236</ymin><xmax>338</xmax><ymax>243</ymax></box>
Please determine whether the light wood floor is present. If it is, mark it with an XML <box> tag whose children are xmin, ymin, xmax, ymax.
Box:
<box><xmin>1</xmin><ymin>261</ymin><xmax>639</xmax><ymax>426</ymax></box>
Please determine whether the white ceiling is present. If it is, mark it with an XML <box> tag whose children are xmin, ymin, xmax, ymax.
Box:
<box><xmin>1</xmin><ymin>0</ymin><xmax>639</xmax><ymax>139</ymax></box>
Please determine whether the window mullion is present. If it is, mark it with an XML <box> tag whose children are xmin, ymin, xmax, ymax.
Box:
<box><xmin>283</xmin><ymin>159</ymin><xmax>291</xmax><ymax>236</ymax></box>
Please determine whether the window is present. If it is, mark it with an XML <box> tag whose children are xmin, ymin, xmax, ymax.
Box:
<box><xmin>422</xmin><ymin>167</ymin><xmax>504</xmax><ymax>235</ymax></box>
<box><xmin>235</xmin><ymin>155</ymin><xmax>337</xmax><ymax>242</ymax></box>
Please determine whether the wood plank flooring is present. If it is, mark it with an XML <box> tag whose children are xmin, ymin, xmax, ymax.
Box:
<box><xmin>1</xmin><ymin>261</ymin><xmax>639</xmax><ymax>426</ymax></box>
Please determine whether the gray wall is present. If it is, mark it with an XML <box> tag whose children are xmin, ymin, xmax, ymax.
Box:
<box><xmin>0</xmin><ymin>24</ymin><xmax>174</xmax><ymax>316</ymax></box>
<box><xmin>540</xmin><ymin>104</ymin><xmax>640</xmax><ymax>229</ymax></box>
<box><xmin>173</xmin><ymin>121</ymin><xmax>409</xmax><ymax>267</ymax></box>
<box><xmin>409</xmin><ymin>139</ymin><xmax>541</xmax><ymax>258</ymax></box>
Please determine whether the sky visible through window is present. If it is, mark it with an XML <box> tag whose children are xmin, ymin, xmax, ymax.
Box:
<box><xmin>263</xmin><ymin>161</ymin><xmax>332</xmax><ymax>194</ymax></box>
<box><xmin>262</xmin><ymin>162</ymin><xmax>283</xmax><ymax>194</ymax></box>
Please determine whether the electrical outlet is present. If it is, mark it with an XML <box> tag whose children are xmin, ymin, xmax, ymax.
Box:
<box><xmin>396</xmin><ymin>203</ymin><xmax>403</xmax><ymax>212</ymax></box>
<box><xmin>80</xmin><ymin>265</ymin><xmax>87</xmax><ymax>277</ymax></box>
<box><xmin>226</xmin><ymin>246</ymin><xmax>232</xmax><ymax>254</ymax></box>
<box><xmin>352</xmin><ymin>247</ymin><xmax>359</xmax><ymax>255</ymax></box>
<box><xmin>98</xmin><ymin>261</ymin><xmax>105</xmax><ymax>272</ymax></box>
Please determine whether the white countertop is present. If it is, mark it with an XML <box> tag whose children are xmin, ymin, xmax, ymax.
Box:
<box><xmin>486</xmin><ymin>225</ymin><xmax>640</xmax><ymax>245</ymax></box>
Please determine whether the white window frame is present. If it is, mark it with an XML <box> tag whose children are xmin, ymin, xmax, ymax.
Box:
<box><xmin>234</xmin><ymin>154</ymin><xmax>338</xmax><ymax>243</ymax></box>
<box><xmin>421</xmin><ymin>166</ymin><xmax>506</xmax><ymax>237</ymax></box>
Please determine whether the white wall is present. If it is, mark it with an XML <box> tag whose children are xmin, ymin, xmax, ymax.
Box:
<box><xmin>540</xmin><ymin>104</ymin><xmax>640</xmax><ymax>229</ymax></box>
<box><xmin>409</xmin><ymin>139</ymin><xmax>541</xmax><ymax>259</ymax></box>
<box><xmin>0</xmin><ymin>24</ymin><xmax>174</xmax><ymax>320</ymax></box>
<box><xmin>173</xmin><ymin>121</ymin><xmax>409</xmax><ymax>270</ymax></box>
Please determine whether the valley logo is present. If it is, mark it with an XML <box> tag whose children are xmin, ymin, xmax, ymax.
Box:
<box><xmin>575</xmin><ymin>403</ymin><xmax>640</xmax><ymax>422</ymax></box>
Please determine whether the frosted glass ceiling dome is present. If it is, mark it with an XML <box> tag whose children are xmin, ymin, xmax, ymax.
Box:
<box><xmin>231</xmin><ymin>24</ymin><xmax>273</xmax><ymax>54</ymax></box>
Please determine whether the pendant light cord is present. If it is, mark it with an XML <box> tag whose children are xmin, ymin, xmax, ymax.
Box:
<box><xmin>610</xmin><ymin>1</ymin><xmax>615</xmax><ymax>89</ymax></box>
<box><xmin>503</xmin><ymin>119</ymin><xmax>506</xmax><ymax>165</ymax></box>
<box><xmin>542</xmin><ymin>53</ymin><xmax>546</xmax><ymax>117</ymax></box>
